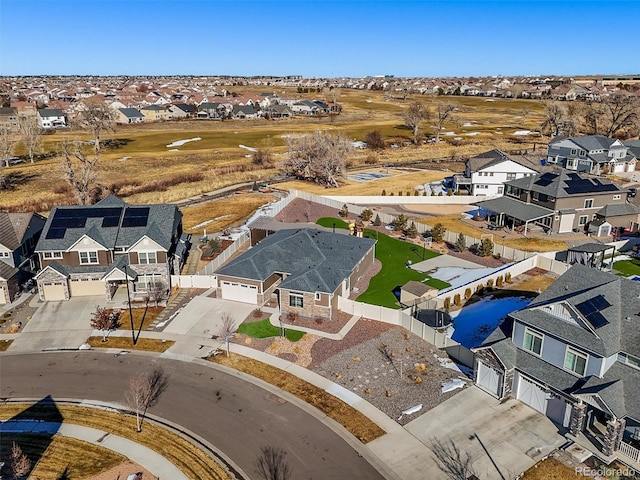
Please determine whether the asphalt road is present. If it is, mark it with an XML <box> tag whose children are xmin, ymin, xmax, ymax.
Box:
<box><xmin>0</xmin><ymin>352</ymin><xmax>384</xmax><ymax>480</ymax></box>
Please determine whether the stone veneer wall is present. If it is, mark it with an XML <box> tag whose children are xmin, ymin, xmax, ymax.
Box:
<box><xmin>280</xmin><ymin>290</ymin><xmax>332</xmax><ymax>320</ymax></box>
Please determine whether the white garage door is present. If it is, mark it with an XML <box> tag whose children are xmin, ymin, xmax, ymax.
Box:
<box><xmin>69</xmin><ymin>279</ymin><xmax>105</xmax><ymax>297</ymax></box>
<box><xmin>477</xmin><ymin>361</ymin><xmax>502</xmax><ymax>398</ymax></box>
<box><xmin>517</xmin><ymin>375</ymin><xmax>548</xmax><ymax>414</ymax></box>
<box><xmin>546</xmin><ymin>396</ymin><xmax>570</xmax><ymax>427</ymax></box>
<box><xmin>42</xmin><ymin>282</ymin><xmax>66</xmax><ymax>301</ymax></box>
<box><xmin>220</xmin><ymin>281</ymin><xmax>258</xmax><ymax>304</ymax></box>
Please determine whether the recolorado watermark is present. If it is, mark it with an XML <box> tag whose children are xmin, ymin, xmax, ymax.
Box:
<box><xmin>575</xmin><ymin>465</ymin><xmax>637</xmax><ymax>477</ymax></box>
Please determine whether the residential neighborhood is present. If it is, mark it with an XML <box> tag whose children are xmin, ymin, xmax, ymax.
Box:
<box><xmin>1</xmin><ymin>14</ymin><xmax>640</xmax><ymax>477</ymax></box>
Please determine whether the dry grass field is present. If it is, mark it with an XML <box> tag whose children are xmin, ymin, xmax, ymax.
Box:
<box><xmin>1</xmin><ymin>89</ymin><xmax>547</xmax><ymax>212</ymax></box>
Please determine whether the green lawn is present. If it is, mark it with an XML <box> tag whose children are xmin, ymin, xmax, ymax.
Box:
<box><xmin>316</xmin><ymin>217</ymin><xmax>449</xmax><ymax>308</ymax></box>
<box><xmin>612</xmin><ymin>259</ymin><xmax>640</xmax><ymax>277</ymax></box>
<box><xmin>237</xmin><ymin>319</ymin><xmax>305</xmax><ymax>342</ymax></box>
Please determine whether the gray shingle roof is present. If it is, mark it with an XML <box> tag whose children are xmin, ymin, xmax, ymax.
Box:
<box><xmin>575</xmin><ymin>362</ymin><xmax>640</xmax><ymax>421</ymax></box>
<box><xmin>505</xmin><ymin>171</ymin><xmax>622</xmax><ymax>198</ymax></box>
<box><xmin>37</xmin><ymin>109</ymin><xmax>65</xmax><ymax>117</ymax></box>
<box><xmin>596</xmin><ymin>203</ymin><xmax>640</xmax><ymax>217</ymax></box>
<box><xmin>0</xmin><ymin>212</ymin><xmax>45</xmax><ymax>251</ymax></box>
<box><xmin>0</xmin><ymin>261</ymin><xmax>20</xmax><ymax>281</ymax></box>
<box><xmin>514</xmin><ymin>348</ymin><xmax>586</xmax><ymax>397</ymax></box>
<box><xmin>511</xmin><ymin>264</ymin><xmax>640</xmax><ymax>358</ymax></box>
<box><xmin>468</xmin><ymin>149</ymin><xmax>516</xmax><ymax>171</ymax></box>
<box><xmin>215</xmin><ymin>228</ymin><xmax>376</xmax><ymax>294</ymax></box>
<box><xmin>36</xmin><ymin>196</ymin><xmax>181</xmax><ymax>252</ymax></box>
<box><xmin>118</xmin><ymin>108</ymin><xmax>144</xmax><ymax>119</ymax></box>
<box><xmin>473</xmin><ymin>197</ymin><xmax>554</xmax><ymax>222</ymax></box>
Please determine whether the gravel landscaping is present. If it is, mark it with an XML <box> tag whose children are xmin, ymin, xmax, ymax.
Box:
<box><xmin>0</xmin><ymin>295</ymin><xmax>39</xmax><ymax>333</ymax></box>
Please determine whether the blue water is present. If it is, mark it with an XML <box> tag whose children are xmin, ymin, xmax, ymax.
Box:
<box><xmin>451</xmin><ymin>295</ymin><xmax>532</xmax><ymax>349</ymax></box>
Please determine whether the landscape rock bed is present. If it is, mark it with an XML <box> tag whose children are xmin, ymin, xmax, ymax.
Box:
<box><xmin>315</xmin><ymin>327</ymin><xmax>469</xmax><ymax>425</ymax></box>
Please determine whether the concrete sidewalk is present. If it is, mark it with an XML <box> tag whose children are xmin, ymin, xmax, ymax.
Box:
<box><xmin>1</xmin><ymin>420</ymin><xmax>187</xmax><ymax>480</ymax></box>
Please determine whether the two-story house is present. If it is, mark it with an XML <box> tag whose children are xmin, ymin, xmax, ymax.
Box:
<box><xmin>37</xmin><ymin>108</ymin><xmax>67</xmax><ymax>129</ymax></box>
<box><xmin>546</xmin><ymin>135</ymin><xmax>637</xmax><ymax>175</ymax></box>
<box><xmin>452</xmin><ymin>149</ymin><xmax>538</xmax><ymax>196</ymax></box>
<box><xmin>139</xmin><ymin>105</ymin><xmax>171</xmax><ymax>122</ymax></box>
<box><xmin>0</xmin><ymin>107</ymin><xmax>19</xmax><ymax>129</ymax></box>
<box><xmin>0</xmin><ymin>212</ymin><xmax>46</xmax><ymax>304</ymax></box>
<box><xmin>474</xmin><ymin>265</ymin><xmax>640</xmax><ymax>465</ymax></box>
<box><xmin>168</xmin><ymin>103</ymin><xmax>196</xmax><ymax>119</ymax></box>
<box><xmin>34</xmin><ymin>196</ymin><xmax>190</xmax><ymax>302</ymax></box>
<box><xmin>475</xmin><ymin>171</ymin><xmax>638</xmax><ymax>235</ymax></box>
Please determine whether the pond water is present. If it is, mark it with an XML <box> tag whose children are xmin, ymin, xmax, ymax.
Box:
<box><xmin>450</xmin><ymin>294</ymin><xmax>533</xmax><ymax>349</ymax></box>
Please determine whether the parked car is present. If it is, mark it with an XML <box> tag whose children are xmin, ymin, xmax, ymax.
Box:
<box><xmin>628</xmin><ymin>187</ymin><xmax>637</xmax><ymax>197</ymax></box>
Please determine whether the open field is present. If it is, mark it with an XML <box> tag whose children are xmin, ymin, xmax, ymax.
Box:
<box><xmin>277</xmin><ymin>168</ymin><xmax>448</xmax><ymax>196</ymax></box>
<box><xmin>181</xmin><ymin>193</ymin><xmax>277</xmax><ymax>233</ymax></box>
<box><xmin>1</xmin><ymin>90</ymin><xmax>547</xmax><ymax>212</ymax></box>
<box><xmin>0</xmin><ymin>403</ymin><xmax>232</xmax><ymax>480</ymax></box>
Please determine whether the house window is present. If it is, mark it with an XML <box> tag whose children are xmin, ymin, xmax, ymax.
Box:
<box><xmin>619</xmin><ymin>352</ymin><xmax>640</xmax><ymax>370</ymax></box>
<box><xmin>136</xmin><ymin>274</ymin><xmax>162</xmax><ymax>291</ymax></box>
<box><xmin>138</xmin><ymin>251</ymin><xmax>157</xmax><ymax>264</ymax></box>
<box><xmin>79</xmin><ymin>251</ymin><xmax>99</xmax><ymax>265</ymax></box>
<box><xmin>497</xmin><ymin>186</ymin><xmax>503</xmax><ymax>194</ymax></box>
<box><xmin>578</xmin><ymin>215</ymin><xmax>588</xmax><ymax>226</ymax></box>
<box><xmin>579</xmin><ymin>150</ymin><xmax>586</xmax><ymax>157</ymax></box>
<box><xmin>506</xmin><ymin>173</ymin><xmax>516</xmax><ymax>180</ymax></box>
<box><xmin>114</xmin><ymin>246</ymin><xmax>128</xmax><ymax>253</ymax></box>
<box><xmin>584</xmin><ymin>199</ymin><xmax>594</xmax><ymax>208</ymax></box>
<box><xmin>571</xmin><ymin>149</ymin><xmax>577</xmax><ymax>155</ymax></box>
<box><xmin>0</xmin><ymin>251</ymin><xmax>9</xmax><ymax>257</ymax></box>
<box><xmin>613</xmin><ymin>194</ymin><xmax>621</xmax><ymax>200</ymax></box>
<box><xmin>523</xmin><ymin>327</ymin><xmax>543</xmax><ymax>355</ymax></box>
<box><xmin>289</xmin><ymin>292</ymin><xmax>304</xmax><ymax>309</ymax></box>
<box><xmin>43</xmin><ymin>251</ymin><xmax>63</xmax><ymax>259</ymax></box>
<box><xmin>315</xmin><ymin>292</ymin><xmax>321</xmax><ymax>301</ymax></box>
<box><xmin>564</xmin><ymin>347</ymin><xmax>587</xmax><ymax>376</ymax></box>
<box><xmin>489</xmin><ymin>172</ymin><xmax>494</xmax><ymax>176</ymax></box>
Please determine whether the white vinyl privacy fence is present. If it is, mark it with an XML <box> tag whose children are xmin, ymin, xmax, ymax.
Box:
<box><xmin>197</xmin><ymin>231</ymin><xmax>250</xmax><ymax>276</ymax></box>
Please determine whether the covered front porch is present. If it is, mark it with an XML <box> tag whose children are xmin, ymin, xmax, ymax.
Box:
<box><xmin>473</xmin><ymin>197</ymin><xmax>555</xmax><ymax>236</ymax></box>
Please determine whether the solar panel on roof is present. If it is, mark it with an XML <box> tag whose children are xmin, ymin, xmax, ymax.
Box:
<box><xmin>102</xmin><ymin>216</ymin><xmax>120</xmax><ymax>228</ymax></box>
<box><xmin>121</xmin><ymin>207</ymin><xmax>149</xmax><ymax>228</ymax></box>
<box><xmin>576</xmin><ymin>295</ymin><xmax>610</xmax><ymax>329</ymax></box>
<box><xmin>45</xmin><ymin>228</ymin><xmax>66</xmax><ymax>239</ymax></box>
<box><xmin>122</xmin><ymin>216</ymin><xmax>148</xmax><ymax>228</ymax></box>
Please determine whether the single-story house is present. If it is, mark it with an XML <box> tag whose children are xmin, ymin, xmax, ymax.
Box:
<box><xmin>214</xmin><ymin>228</ymin><xmax>376</xmax><ymax>320</ymax></box>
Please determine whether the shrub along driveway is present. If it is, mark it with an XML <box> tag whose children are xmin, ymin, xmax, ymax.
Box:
<box><xmin>315</xmin><ymin>217</ymin><xmax>448</xmax><ymax>308</ymax></box>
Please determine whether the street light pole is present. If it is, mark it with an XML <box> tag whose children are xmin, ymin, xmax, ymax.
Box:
<box><xmin>125</xmin><ymin>256</ymin><xmax>136</xmax><ymax>346</ymax></box>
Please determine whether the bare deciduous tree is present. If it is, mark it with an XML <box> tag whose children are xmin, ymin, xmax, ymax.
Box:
<box><xmin>18</xmin><ymin>115</ymin><xmax>43</xmax><ymax>163</ymax></box>
<box><xmin>428</xmin><ymin>437</ymin><xmax>475</xmax><ymax>480</ymax></box>
<box><xmin>279</xmin><ymin>131</ymin><xmax>351</xmax><ymax>187</ymax></box>
<box><xmin>364</xmin><ymin>130</ymin><xmax>385</xmax><ymax>150</ymax></box>
<box><xmin>255</xmin><ymin>445</ymin><xmax>292</xmax><ymax>480</ymax></box>
<box><xmin>218</xmin><ymin>313</ymin><xmax>237</xmax><ymax>357</ymax></box>
<box><xmin>252</xmin><ymin>141</ymin><xmax>274</xmax><ymax>167</ymax></box>
<box><xmin>125</xmin><ymin>366</ymin><xmax>169</xmax><ymax>432</ymax></box>
<box><xmin>540</xmin><ymin>101</ymin><xmax>579</xmax><ymax>137</ymax></box>
<box><xmin>0</xmin><ymin>123</ymin><xmax>18</xmax><ymax>168</ymax></box>
<box><xmin>148</xmin><ymin>281</ymin><xmax>167</xmax><ymax>308</ymax></box>
<box><xmin>59</xmin><ymin>140</ymin><xmax>101</xmax><ymax>205</ymax></box>
<box><xmin>90</xmin><ymin>306</ymin><xmax>121</xmax><ymax>342</ymax></box>
<box><xmin>75</xmin><ymin>100</ymin><xmax>116</xmax><ymax>157</ymax></box>
<box><xmin>583</xmin><ymin>93</ymin><xmax>639</xmax><ymax>138</ymax></box>
<box><xmin>434</xmin><ymin>102</ymin><xmax>456</xmax><ymax>143</ymax></box>
<box><xmin>11</xmin><ymin>441</ymin><xmax>31</xmax><ymax>479</ymax></box>
<box><xmin>402</xmin><ymin>101</ymin><xmax>430</xmax><ymax>144</ymax></box>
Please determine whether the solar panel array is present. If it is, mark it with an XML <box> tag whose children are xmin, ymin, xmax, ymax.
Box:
<box><xmin>45</xmin><ymin>207</ymin><xmax>125</xmax><ymax>240</ymax></box>
<box><xmin>575</xmin><ymin>294</ymin><xmax>610</xmax><ymax>328</ymax></box>
<box><xmin>563</xmin><ymin>173</ymin><xmax>618</xmax><ymax>194</ymax></box>
<box><xmin>122</xmin><ymin>207</ymin><xmax>150</xmax><ymax>228</ymax></box>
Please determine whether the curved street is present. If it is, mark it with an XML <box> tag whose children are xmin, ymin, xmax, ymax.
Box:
<box><xmin>0</xmin><ymin>352</ymin><xmax>384</xmax><ymax>480</ymax></box>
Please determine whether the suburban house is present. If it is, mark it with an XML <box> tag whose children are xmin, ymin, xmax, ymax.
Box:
<box><xmin>475</xmin><ymin>171</ymin><xmax>636</xmax><ymax>235</ymax></box>
<box><xmin>546</xmin><ymin>135</ymin><xmax>637</xmax><ymax>175</ymax></box>
<box><xmin>34</xmin><ymin>196</ymin><xmax>190</xmax><ymax>302</ymax></box>
<box><xmin>0</xmin><ymin>107</ymin><xmax>19</xmax><ymax>129</ymax></box>
<box><xmin>214</xmin><ymin>228</ymin><xmax>376</xmax><ymax>320</ymax></box>
<box><xmin>139</xmin><ymin>105</ymin><xmax>171</xmax><ymax>122</ymax></box>
<box><xmin>453</xmin><ymin>149</ymin><xmax>538</xmax><ymax>196</ymax></box>
<box><xmin>115</xmin><ymin>108</ymin><xmax>145</xmax><ymax>124</ymax></box>
<box><xmin>168</xmin><ymin>103</ymin><xmax>196</xmax><ymax>119</ymax></box>
<box><xmin>37</xmin><ymin>108</ymin><xmax>67</xmax><ymax>129</ymax></box>
<box><xmin>474</xmin><ymin>265</ymin><xmax>640</xmax><ymax>465</ymax></box>
<box><xmin>231</xmin><ymin>105</ymin><xmax>258</xmax><ymax>119</ymax></box>
<box><xmin>267</xmin><ymin>105</ymin><xmax>294</xmax><ymax>119</ymax></box>
<box><xmin>0</xmin><ymin>212</ymin><xmax>46</xmax><ymax>304</ymax></box>
<box><xmin>197</xmin><ymin>102</ymin><xmax>230</xmax><ymax>119</ymax></box>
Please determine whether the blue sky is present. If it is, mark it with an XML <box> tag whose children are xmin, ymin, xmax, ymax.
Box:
<box><xmin>1</xmin><ymin>0</ymin><xmax>638</xmax><ymax>77</ymax></box>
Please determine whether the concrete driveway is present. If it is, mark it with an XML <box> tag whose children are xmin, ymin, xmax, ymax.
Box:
<box><xmin>370</xmin><ymin>386</ymin><xmax>565</xmax><ymax>480</ymax></box>
<box><xmin>162</xmin><ymin>296</ymin><xmax>256</xmax><ymax>337</ymax></box>
<box><xmin>8</xmin><ymin>296</ymin><xmax>108</xmax><ymax>352</ymax></box>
